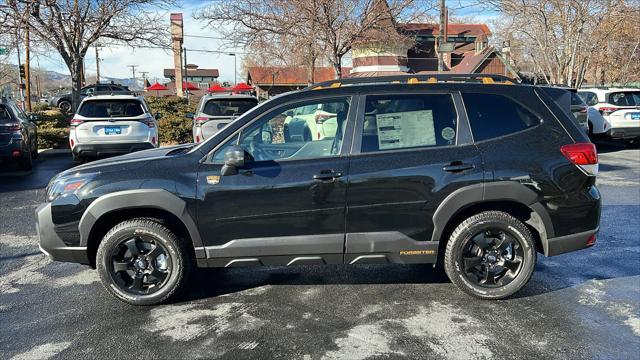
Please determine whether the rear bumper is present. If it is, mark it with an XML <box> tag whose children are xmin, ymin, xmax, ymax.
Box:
<box><xmin>36</xmin><ymin>203</ymin><xmax>90</xmax><ymax>265</ymax></box>
<box><xmin>545</xmin><ymin>227</ymin><xmax>598</xmax><ymax>257</ymax></box>
<box><xmin>0</xmin><ymin>140</ymin><xmax>24</xmax><ymax>158</ymax></box>
<box><xmin>606</xmin><ymin>127</ymin><xmax>640</xmax><ymax>139</ymax></box>
<box><xmin>72</xmin><ymin>142</ymin><xmax>154</xmax><ymax>157</ymax></box>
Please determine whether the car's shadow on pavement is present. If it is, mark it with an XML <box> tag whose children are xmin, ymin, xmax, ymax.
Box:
<box><xmin>593</xmin><ymin>139</ymin><xmax>639</xmax><ymax>153</ymax></box>
<box><xmin>176</xmin><ymin>264</ymin><xmax>450</xmax><ymax>303</ymax></box>
<box><xmin>0</xmin><ymin>151</ymin><xmax>74</xmax><ymax>193</ymax></box>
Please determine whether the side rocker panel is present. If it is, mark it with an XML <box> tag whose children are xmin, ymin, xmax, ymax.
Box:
<box><xmin>78</xmin><ymin>189</ymin><xmax>204</xmax><ymax>256</ymax></box>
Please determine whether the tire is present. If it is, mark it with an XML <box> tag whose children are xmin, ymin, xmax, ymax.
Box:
<box><xmin>58</xmin><ymin>100</ymin><xmax>72</xmax><ymax>113</ymax></box>
<box><xmin>444</xmin><ymin>211</ymin><xmax>536</xmax><ymax>300</ymax></box>
<box><xmin>96</xmin><ymin>218</ymin><xmax>192</xmax><ymax>305</ymax></box>
<box><xmin>19</xmin><ymin>147</ymin><xmax>33</xmax><ymax>170</ymax></box>
<box><xmin>31</xmin><ymin>139</ymin><xmax>39</xmax><ymax>160</ymax></box>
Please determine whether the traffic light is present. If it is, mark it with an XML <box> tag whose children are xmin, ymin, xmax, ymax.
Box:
<box><xmin>19</xmin><ymin>64</ymin><xmax>25</xmax><ymax>79</ymax></box>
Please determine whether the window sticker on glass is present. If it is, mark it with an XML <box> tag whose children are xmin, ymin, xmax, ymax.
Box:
<box><xmin>376</xmin><ymin>110</ymin><xmax>436</xmax><ymax>150</ymax></box>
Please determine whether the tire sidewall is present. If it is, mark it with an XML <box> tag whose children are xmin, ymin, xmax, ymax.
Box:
<box><xmin>96</xmin><ymin>222</ymin><xmax>185</xmax><ymax>305</ymax></box>
<box><xmin>446</xmin><ymin>214</ymin><xmax>536</xmax><ymax>299</ymax></box>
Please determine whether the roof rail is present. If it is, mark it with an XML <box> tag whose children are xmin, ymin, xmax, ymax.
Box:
<box><xmin>304</xmin><ymin>73</ymin><xmax>519</xmax><ymax>90</ymax></box>
<box><xmin>87</xmin><ymin>90</ymin><xmax>139</xmax><ymax>97</ymax></box>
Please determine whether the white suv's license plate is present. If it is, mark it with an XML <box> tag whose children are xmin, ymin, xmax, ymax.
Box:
<box><xmin>631</xmin><ymin>112</ymin><xmax>640</xmax><ymax>120</ymax></box>
<box><xmin>105</xmin><ymin>126</ymin><xmax>121</xmax><ymax>135</ymax></box>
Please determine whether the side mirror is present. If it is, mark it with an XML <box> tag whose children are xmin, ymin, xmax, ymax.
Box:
<box><xmin>221</xmin><ymin>145</ymin><xmax>245</xmax><ymax>176</ymax></box>
<box><xmin>185</xmin><ymin>113</ymin><xmax>194</xmax><ymax>119</ymax></box>
<box><xmin>155</xmin><ymin>112</ymin><xmax>162</xmax><ymax>120</ymax></box>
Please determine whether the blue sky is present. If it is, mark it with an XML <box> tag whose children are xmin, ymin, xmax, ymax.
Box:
<box><xmin>27</xmin><ymin>0</ymin><xmax>497</xmax><ymax>83</ymax></box>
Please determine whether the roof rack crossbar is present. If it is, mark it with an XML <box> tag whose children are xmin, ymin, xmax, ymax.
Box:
<box><xmin>87</xmin><ymin>90</ymin><xmax>139</xmax><ymax>97</ymax></box>
<box><xmin>304</xmin><ymin>73</ymin><xmax>518</xmax><ymax>90</ymax></box>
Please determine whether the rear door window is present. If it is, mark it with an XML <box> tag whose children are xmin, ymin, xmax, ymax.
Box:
<box><xmin>0</xmin><ymin>106</ymin><xmax>13</xmax><ymax>124</ymax></box>
<box><xmin>203</xmin><ymin>98</ymin><xmax>258</xmax><ymax>116</ymax></box>
<box><xmin>578</xmin><ymin>92</ymin><xmax>598</xmax><ymax>106</ymax></box>
<box><xmin>78</xmin><ymin>100</ymin><xmax>145</xmax><ymax>118</ymax></box>
<box><xmin>359</xmin><ymin>94</ymin><xmax>458</xmax><ymax>153</ymax></box>
<box><xmin>463</xmin><ymin>93</ymin><xmax>541</xmax><ymax>142</ymax></box>
<box><xmin>608</xmin><ymin>91</ymin><xmax>640</xmax><ymax>106</ymax></box>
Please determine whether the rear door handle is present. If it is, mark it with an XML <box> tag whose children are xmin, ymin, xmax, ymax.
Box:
<box><xmin>443</xmin><ymin>162</ymin><xmax>475</xmax><ymax>173</ymax></box>
<box><xmin>313</xmin><ymin>170</ymin><xmax>343</xmax><ymax>181</ymax></box>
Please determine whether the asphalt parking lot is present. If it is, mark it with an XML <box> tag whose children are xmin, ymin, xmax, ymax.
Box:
<box><xmin>1</xmin><ymin>143</ymin><xmax>639</xmax><ymax>359</ymax></box>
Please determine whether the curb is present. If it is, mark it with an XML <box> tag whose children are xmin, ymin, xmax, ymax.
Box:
<box><xmin>38</xmin><ymin>148</ymin><xmax>70</xmax><ymax>155</ymax></box>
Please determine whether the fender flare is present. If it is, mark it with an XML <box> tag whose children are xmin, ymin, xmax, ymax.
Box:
<box><xmin>431</xmin><ymin>182</ymin><xmax>555</xmax><ymax>252</ymax></box>
<box><xmin>78</xmin><ymin>189</ymin><xmax>203</xmax><ymax>254</ymax></box>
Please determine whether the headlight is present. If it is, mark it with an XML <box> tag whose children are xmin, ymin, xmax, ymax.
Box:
<box><xmin>46</xmin><ymin>172</ymin><xmax>99</xmax><ymax>202</ymax></box>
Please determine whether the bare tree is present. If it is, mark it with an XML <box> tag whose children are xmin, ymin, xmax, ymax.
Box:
<box><xmin>0</xmin><ymin>0</ymin><xmax>173</xmax><ymax>111</ymax></box>
<box><xmin>488</xmin><ymin>0</ymin><xmax>638</xmax><ymax>87</ymax></box>
<box><xmin>196</xmin><ymin>0</ymin><xmax>431</xmax><ymax>80</ymax></box>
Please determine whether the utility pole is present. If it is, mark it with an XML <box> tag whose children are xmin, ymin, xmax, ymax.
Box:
<box><xmin>140</xmin><ymin>71</ymin><xmax>149</xmax><ymax>88</ymax></box>
<box><xmin>95</xmin><ymin>44</ymin><xmax>101</xmax><ymax>83</ymax></box>
<box><xmin>24</xmin><ymin>24</ymin><xmax>31</xmax><ymax>111</ymax></box>
<box><xmin>183</xmin><ymin>47</ymin><xmax>189</xmax><ymax>102</ymax></box>
<box><xmin>15</xmin><ymin>32</ymin><xmax>24</xmax><ymax>109</ymax></box>
<box><xmin>127</xmin><ymin>65</ymin><xmax>138</xmax><ymax>90</ymax></box>
<box><xmin>438</xmin><ymin>0</ymin><xmax>446</xmax><ymax>72</ymax></box>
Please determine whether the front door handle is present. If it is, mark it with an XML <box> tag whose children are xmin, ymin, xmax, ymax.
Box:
<box><xmin>313</xmin><ymin>170</ymin><xmax>343</xmax><ymax>181</ymax></box>
<box><xmin>443</xmin><ymin>162</ymin><xmax>475</xmax><ymax>173</ymax></box>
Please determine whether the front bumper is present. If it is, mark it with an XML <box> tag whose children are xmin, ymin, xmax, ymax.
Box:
<box><xmin>72</xmin><ymin>142</ymin><xmax>155</xmax><ymax>157</ymax></box>
<box><xmin>606</xmin><ymin>127</ymin><xmax>640</xmax><ymax>139</ymax></box>
<box><xmin>36</xmin><ymin>203</ymin><xmax>90</xmax><ymax>264</ymax></box>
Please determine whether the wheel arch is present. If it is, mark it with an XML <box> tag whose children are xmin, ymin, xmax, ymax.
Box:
<box><xmin>79</xmin><ymin>189</ymin><xmax>204</xmax><ymax>267</ymax></box>
<box><xmin>432</xmin><ymin>182</ymin><xmax>555</xmax><ymax>255</ymax></box>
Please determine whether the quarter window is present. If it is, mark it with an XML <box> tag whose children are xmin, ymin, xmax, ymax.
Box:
<box><xmin>463</xmin><ymin>93</ymin><xmax>541</xmax><ymax>142</ymax></box>
<box><xmin>360</xmin><ymin>94</ymin><xmax>458</xmax><ymax>153</ymax></box>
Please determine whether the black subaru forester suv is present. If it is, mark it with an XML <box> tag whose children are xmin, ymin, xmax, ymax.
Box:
<box><xmin>37</xmin><ymin>74</ymin><xmax>601</xmax><ymax>305</ymax></box>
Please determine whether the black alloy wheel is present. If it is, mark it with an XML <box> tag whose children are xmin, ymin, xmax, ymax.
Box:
<box><xmin>108</xmin><ymin>236</ymin><xmax>172</xmax><ymax>295</ymax></box>
<box><xmin>444</xmin><ymin>211</ymin><xmax>536</xmax><ymax>299</ymax></box>
<box><xmin>96</xmin><ymin>218</ymin><xmax>191</xmax><ymax>305</ymax></box>
<box><xmin>461</xmin><ymin>228</ymin><xmax>524</xmax><ymax>288</ymax></box>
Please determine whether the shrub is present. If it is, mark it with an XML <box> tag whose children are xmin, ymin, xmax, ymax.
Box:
<box><xmin>38</xmin><ymin>127</ymin><xmax>69</xmax><ymax>149</ymax></box>
<box><xmin>145</xmin><ymin>96</ymin><xmax>197</xmax><ymax>145</ymax></box>
<box><xmin>31</xmin><ymin>103</ymin><xmax>51</xmax><ymax>112</ymax></box>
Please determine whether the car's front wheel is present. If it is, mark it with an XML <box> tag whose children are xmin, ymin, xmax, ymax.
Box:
<box><xmin>96</xmin><ymin>218</ymin><xmax>191</xmax><ymax>305</ymax></box>
<box><xmin>58</xmin><ymin>100</ymin><xmax>71</xmax><ymax>113</ymax></box>
<box><xmin>444</xmin><ymin>211</ymin><xmax>536</xmax><ymax>300</ymax></box>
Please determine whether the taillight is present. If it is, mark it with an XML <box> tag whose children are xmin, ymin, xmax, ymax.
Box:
<box><xmin>194</xmin><ymin>117</ymin><xmax>209</xmax><ymax>127</ymax></box>
<box><xmin>3</xmin><ymin>123</ymin><xmax>21</xmax><ymax>131</ymax></box>
<box><xmin>70</xmin><ymin>118</ymin><xmax>84</xmax><ymax>127</ymax></box>
<box><xmin>599</xmin><ymin>107</ymin><xmax>618</xmax><ymax>116</ymax></box>
<box><xmin>315</xmin><ymin>113</ymin><xmax>332</xmax><ymax>124</ymax></box>
<box><xmin>141</xmin><ymin>117</ymin><xmax>156</xmax><ymax>128</ymax></box>
<box><xmin>579</xmin><ymin>106</ymin><xmax>587</xmax><ymax>113</ymax></box>
<box><xmin>560</xmin><ymin>142</ymin><xmax>598</xmax><ymax>176</ymax></box>
<box><xmin>195</xmin><ymin>135</ymin><xmax>200</xmax><ymax>143</ymax></box>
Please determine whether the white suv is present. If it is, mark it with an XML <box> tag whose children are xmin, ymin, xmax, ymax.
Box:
<box><xmin>577</xmin><ymin>88</ymin><xmax>640</xmax><ymax>140</ymax></box>
<box><xmin>69</xmin><ymin>94</ymin><xmax>159</xmax><ymax>162</ymax></box>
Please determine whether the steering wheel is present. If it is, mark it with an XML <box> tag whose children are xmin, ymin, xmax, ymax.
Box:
<box><xmin>248</xmin><ymin>140</ymin><xmax>268</xmax><ymax>162</ymax></box>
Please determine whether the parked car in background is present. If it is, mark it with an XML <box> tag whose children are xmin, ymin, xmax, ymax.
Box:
<box><xmin>38</xmin><ymin>74</ymin><xmax>600</xmax><ymax>305</ymax></box>
<box><xmin>283</xmin><ymin>102</ymin><xmax>344</xmax><ymax>142</ymax></box>
<box><xmin>570</xmin><ymin>91</ymin><xmax>589</xmax><ymax>132</ymax></box>
<box><xmin>0</xmin><ymin>97</ymin><xmax>38</xmax><ymax>170</ymax></box>
<box><xmin>50</xmin><ymin>83</ymin><xmax>130</xmax><ymax>113</ymax></box>
<box><xmin>69</xmin><ymin>93</ymin><xmax>159</xmax><ymax>163</ymax></box>
<box><xmin>578</xmin><ymin>88</ymin><xmax>640</xmax><ymax>139</ymax></box>
<box><xmin>189</xmin><ymin>94</ymin><xmax>258</xmax><ymax>143</ymax></box>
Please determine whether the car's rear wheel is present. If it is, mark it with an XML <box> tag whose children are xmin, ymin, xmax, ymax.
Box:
<box><xmin>58</xmin><ymin>100</ymin><xmax>71</xmax><ymax>113</ymax></box>
<box><xmin>444</xmin><ymin>211</ymin><xmax>536</xmax><ymax>300</ymax></box>
<box><xmin>96</xmin><ymin>218</ymin><xmax>191</xmax><ymax>305</ymax></box>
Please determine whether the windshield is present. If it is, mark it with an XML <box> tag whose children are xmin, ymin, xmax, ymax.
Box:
<box><xmin>78</xmin><ymin>100</ymin><xmax>145</xmax><ymax>118</ymax></box>
<box><xmin>202</xmin><ymin>98</ymin><xmax>257</xmax><ymax>116</ymax></box>
<box><xmin>608</xmin><ymin>91</ymin><xmax>640</xmax><ymax>106</ymax></box>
